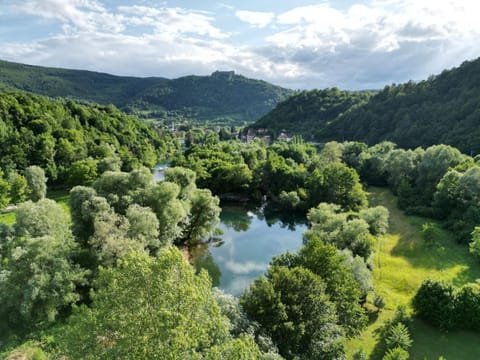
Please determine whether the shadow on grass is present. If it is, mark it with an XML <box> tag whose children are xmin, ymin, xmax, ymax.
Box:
<box><xmin>410</xmin><ymin>318</ymin><xmax>480</xmax><ymax>360</ymax></box>
<box><xmin>368</xmin><ymin>325</ymin><xmax>387</xmax><ymax>360</ymax></box>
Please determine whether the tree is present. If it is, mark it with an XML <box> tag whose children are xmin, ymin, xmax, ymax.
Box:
<box><xmin>54</xmin><ymin>248</ymin><xmax>260</xmax><ymax>359</ymax></box>
<box><xmin>0</xmin><ymin>169</ymin><xmax>10</xmax><ymax>208</ymax></box>
<box><xmin>299</xmin><ymin>237</ymin><xmax>367</xmax><ymax>335</ymax></box>
<box><xmin>164</xmin><ymin>166</ymin><xmax>197</xmax><ymax>199</ymax></box>
<box><xmin>25</xmin><ymin>165</ymin><xmax>47</xmax><ymax>201</ymax></box>
<box><xmin>382</xmin><ymin>347</ymin><xmax>409</xmax><ymax>360</ymax></box>
<box><xmin>340</xmin><ymin>250</ymin><xmax>373</xmax><ymax>299</ymax></box>
<box><xmin>241</xmin><ymin>266</ymin><xmax>345</xmax><ymax>360</ymax></box>
<box><xmin>455</xmin><ymin>284</ymin><xmax>480</xmax><ymax>331</ymax></box>
<box><xmin>412</xmin><ymin>279</ymin><xmax>456</xmax><ymax>331</ymax></box>
<box><xmin>15</xmin><ymin>199</ymin><xmax>70</xmax><ymax>238</ymax></box>
<box><xmin>179</xmin><ymin>188</ymin><xmax>221</xmax><ymax>247</ymax></box>
<box><xmin>66</xmin><ymin>157</ymin><xmax>98</xmax><ymax>186</ymax></box>
<box><xmin>8</xmin><ymin>171</ymin><xmax>29</xmax><ymax>204</ymax></box>
<box><xmin>416</xmin><ymin>145</ymin><xmax>465</xmax><ymax>203</ymax></box>
<box><xmin>126</xmin><ymin>204</ymin><xmax>160</xmax><ymax>250</ymax></box>
<box><xmin>141</xmin><ymin>181</ymin><xmax>186</xmax><ymax>245</ymax></box>
<box><xmin>385</xmin><ymin>323</ymin><xmax>412</xmax><ymax>350</ymax></box>
<box><xmin>0</xmin><ymin>200</ymin><xmax>87</xmax><ymax>332</ymax></box>
<box><xmin>69</xmin><ymin>186</ymin><xmax>111</xmax><ymax>242</ymax></box>
<box><xmin>469</xmin><ymin>227</ymin><xmax>480</xmax><ymax>260</ymax></box>
<box><xmin>359</xmin><ymin>206</ymin><xmax>390</xmax><ymax>236</ymax></box>
<box><xmin>321</xmin><ymin>162</ymin><xmax>367</xmax><ymax>211</ymax></box>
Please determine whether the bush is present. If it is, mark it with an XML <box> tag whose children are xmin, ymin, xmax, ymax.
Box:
<box><xmin>412</xmin><ymin>279</ymin><xmax>456</xmax><ymax>331</ymax></box>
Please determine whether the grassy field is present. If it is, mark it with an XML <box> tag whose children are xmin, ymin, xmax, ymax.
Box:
<box><xmin>0</xmin><ymin>189</ymin><xmax>71</xmax><ymax>226</ymax></box>
<box><xmin>347</xmin><ymin>187</ymin><xmax>480</xmax><ymax>359</ymax></box>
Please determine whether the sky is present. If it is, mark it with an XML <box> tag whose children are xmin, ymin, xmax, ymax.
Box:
<box><xmin>1</xmin><ymin>0</ymin><xmax>480</xmax><ymax>90</ymax></box>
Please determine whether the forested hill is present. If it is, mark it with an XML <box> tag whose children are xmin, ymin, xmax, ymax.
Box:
<box><xmin>254</xmin><ymin>58</ymin><xmax>480</xmax><ymax>154</ymax></box>
<box><xmin>0</xmin><ymin>60</ymin><xmax>294</xmax><ymax>125</ymax></box>
<box><xmin>251</xmin><ymin>88</ymin><xmax>372</xmax><ymax>139</ymax></box>
<box><xmin>0</xmin><ymin>91</ymin><xmax>175</xmax><ymax>182</ymax></box>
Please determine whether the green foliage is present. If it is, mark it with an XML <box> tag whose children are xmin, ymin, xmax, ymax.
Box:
<box><xmin>315</xmin><ymin>59</ymin><xmax>480</xmax><ymax>154</ymax></box>
<box><xmin>299</xmin><ymin>237</ymin><xmax>367</xmax><ymax>335</ymax></box>
<box><xmin>178</xmin><ymin>188</ymin><xmax>220</xmax><ymax>246</ymax></box>
<box><xmin>373</xmin><ymin>294</ymin><xmax>386</xmax><ymax>311</ymax></box>
<box><xmin>412</xmin><ymin>280</ymin><xmax>456</xmax><ymax>331</ymax></box>
<box><xmin>66</xmin><ymin>158</ymin><xmax>98</xmax><ymax>186</ymax></box>
<box><xmin>382</xmin><ymin>347</ymin><xmax>409</xmax><ymax>360</ymax></box>
<box><xmin>0</xmin><ymin>91</ymin><xmax>173</xmax><ymax>180</ymax></box>
<box><xmin>470</xmin><ymin>227</ymin><xmax>480</xmax><ymax>259</ymax></box>
<box><xmin>175</xmin><ymin>139</ymin><xmax>368</xmax><ymax>212</ymax></box>
<box><xmin>341</xmin><ymin>249</ymin><xmax>373</xmax><ymax>298</ymax></box>
<box><xmin>359</xmin><ymin>206</ymin><xmax>390</xmax><ymax>236</ymax></box>
<box><xmin>304</xmin><ymin>202</ymin><xmax>384</xmax><ymax>260</ymax></box>
<box><xmin>253</xmin><ymin>88</ymin><xmax>372</xmax><ymax>141</ymax></box>
<box><xmin>352</xmin><ymin>348</ymin><xmax>368</xmax><ymax>360</ymax></box>
<box><xmin>0</xmin><ymin>61</ymin><xmax>293</xmax><ymax>126</ymax></box>
<box><xmin>52</xmin><ymin>248</ymin><xmax>260</xmax><ymax>359</ymax></box>
<box><xmin>241</xmin><ymin>265</ymin><xmax>345</xmax><ymax>360</ymax></box>
<box><xmin>0</xmin><ymin>200</ymin><xmax>87</xmax><ymax>332</ymax></box>
<box><xmin>0</xmin><ymin>169</ymin><xmax>10</xmax><ymax>208</ymax></box>
<box><xmin>385</xmin><ymin>323</ymin><xmax>412</xmax><ymax>351</ymax></box>
<box><xmin>25</xmin><ymin>166</ymin><xmax>47</xmax><ymax>202</ymax></box>
<box><xmin>8</xmin><ymin>171</ymin><xmax>29</xmax><ymax>204</ymax></box>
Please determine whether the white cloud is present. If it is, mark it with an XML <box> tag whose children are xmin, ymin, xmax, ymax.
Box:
<box><xmin>260</xmin><ymin>0</ymin><xmax>480</xmax><ymax>88</ymax></box>
<box><xmin>224</xmin><ymin>259</ymin><xmax>266</xmax><ymax>274</ymax></box>
<box><xmin>3</xmin><ymin>0</ymin><xmax>480</xmax><ymax>89</ymax></box>
<box><xmin>17</xmin><ymin>0</ymin><xmax>123</xmax><ymax>33</ymax></box>
<box><xmin>235</xmin><ymin>10</ymin><xmax>274</xmax><ymax>28</ymax></box>
<box><xmin>119</xmin><ymin>5</ymin><xmax>228</xmax><ymax>39</ymax></box>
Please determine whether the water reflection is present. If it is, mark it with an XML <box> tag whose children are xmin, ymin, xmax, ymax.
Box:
<box><xmin>192</xmin><ymin>204</ymin><xmax>307</xmax><ymax>296</ymax></box>
<box><xmin>153</xmin><ymin>164</ymin><xmax>169</xmax><ymax>182</ymax></box>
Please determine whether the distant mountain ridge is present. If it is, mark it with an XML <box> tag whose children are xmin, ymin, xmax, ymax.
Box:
<box><xmin>253</xmin><ymin>58</ymin><xmax>480</xmax><ymax>154</ymax></box>
<box><xmin>0</xmin><ymin>60</ymin><xmax>294</xmax><ymax>126</ymax></box>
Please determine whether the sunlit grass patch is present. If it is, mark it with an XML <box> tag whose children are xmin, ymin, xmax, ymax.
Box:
<box><xmin>346</xmin><ymin>187</ymin><xmax>480</xmax><ymax>359</ymax></box>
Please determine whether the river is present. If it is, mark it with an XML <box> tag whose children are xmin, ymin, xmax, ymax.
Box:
<box><xmin>192</xmin><ymin>204</ymin><xmax>307</xmax><ymax>296</ymax></box>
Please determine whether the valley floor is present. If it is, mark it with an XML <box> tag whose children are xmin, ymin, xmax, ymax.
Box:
<box><xmin>346</xmin><ymin>187</ymin><xmax>480</xmax><ymax>359</ymax></box>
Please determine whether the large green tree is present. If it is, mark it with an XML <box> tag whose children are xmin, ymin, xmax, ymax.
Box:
<box><xmin>53</xmin><ymin>248</ymin><xmax>261</xmax><ymax>359</ymax></box>
<box><xmin>0</xmin><ymin>199</ymin><xmax>87</xmax><ymax>332</ymax></box>
<box><xmin>241</xmin><ymin>265</ymin><xmax>345</xmax><ymax>360</ymax></box>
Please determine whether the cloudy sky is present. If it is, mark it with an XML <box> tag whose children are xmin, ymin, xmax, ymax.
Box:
<box><xmin>1</xmin><ymin>0</ymin><xmax>479</xmax><ymax>89</ymax></box>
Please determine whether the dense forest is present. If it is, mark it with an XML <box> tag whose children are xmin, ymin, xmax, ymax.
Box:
<box><xmin>0</xmin><ymin>60</ymin><xmax>294</xmax><ymax>126</ymax></box>
<box><xmin>0</xmin><ymin>91</ymin><xmax>177</xmax><ymax>191</ymax></box>
<box><xmin>252</xmin><ymin>89</ymin><xmax>372</xmax><ymax>140</ymax></box>
<box><xmin>254</xmin><ymin>58</ymin><xmax>480</xmax><ymax>154</ymax></box>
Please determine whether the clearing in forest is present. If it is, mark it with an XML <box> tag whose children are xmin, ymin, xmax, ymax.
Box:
<box><xmin>347</xmin><ymin>187</ymin><xmax>480</xmax><ymax>359</ymax></box>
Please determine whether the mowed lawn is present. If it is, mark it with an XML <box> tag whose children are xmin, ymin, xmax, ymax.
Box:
<box><xmin>347</xmin><ymin>187</ymin><xmax>480</xmax><ymax>360</ymax></box>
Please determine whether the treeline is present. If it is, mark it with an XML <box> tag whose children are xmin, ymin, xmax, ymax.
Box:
<box><xmin>254</xmin><ymin>58</ymin><xmax>480</xmax><ymax>154</ymax></box>
<box><xmin>173</xmin><ymin>138</ymin><xmax>367</xmax><ymax>212</ymax></box>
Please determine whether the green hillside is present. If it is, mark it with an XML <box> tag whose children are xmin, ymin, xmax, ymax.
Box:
<box><xmin>254</xmin><ymin>58</ymin><xmax>480</xmax><ymax>154</ymax></box>
<box><xmin>0</xmin><ymin>60</ymin><xmax>294</xmax><ymax>126</ymax></box>
<box><xmin>0</xmin><ymin>91</ymin><xmax>175</xmax><ymax>181</ymax></box>
<box><xmin>252</xmin><ymin>88</ymin><xmax>372</xmax><ymax>140</ymax></box>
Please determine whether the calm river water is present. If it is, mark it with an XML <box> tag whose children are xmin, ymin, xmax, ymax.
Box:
<box><xmin>192</xmin><ymin>205</ymin><xmax>307</xmax><ymax>296</ymax></box>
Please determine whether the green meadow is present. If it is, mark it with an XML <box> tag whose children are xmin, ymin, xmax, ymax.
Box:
<box><xmin>347</xmin><ymin>187</ymin><xmax>480</xmax><ymax>359</ymax></box>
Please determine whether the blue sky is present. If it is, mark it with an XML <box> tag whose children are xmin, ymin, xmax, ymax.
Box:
<box><xmin>1</xmin><ymin>0</ymin><xmax>480</xmax><ymax>89</ymax></box>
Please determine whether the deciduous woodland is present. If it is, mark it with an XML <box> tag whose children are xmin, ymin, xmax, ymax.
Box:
<box><xmin>1</xmin><ymin>59</ymin><xmax>480</xmax><ymax>359</ymax></box>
